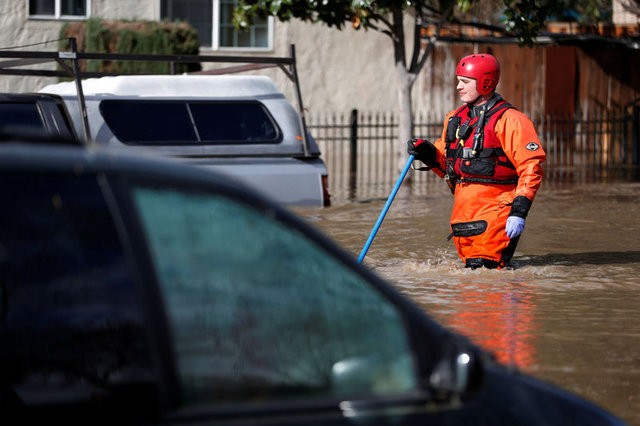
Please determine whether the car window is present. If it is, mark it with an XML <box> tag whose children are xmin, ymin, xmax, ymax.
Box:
<box><xmin>0</xmin><ymin>172</ymin><xmax>156</xmax><ymax>407</ymax></box>
<box><xmin>0</xmin><ymin>103</ymin><xmax>47</xmax><ymax>136</ymax></box>
<box><xmin>132</xmin><ymin>186</ymin><xmax>418</xmax><ymax>406</ymax></box>
<box><xmin>100</xmin><ymin>100</ymin><xmax>280</xmax><ymax>144</ymax></box>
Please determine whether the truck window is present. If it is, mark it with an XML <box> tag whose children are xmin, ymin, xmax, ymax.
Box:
<box><xmin>100</xmin><ymin>100</ymin><xmax>281</xmax><ymax>145</ymax></box>
<box><xmin>189</xmin><ymin>101</ymin><xmax>279</xmax><ymax>142</ymax></box>
<box><xmin>100</xmin><ymin>101</ymin><xmax>197</xmax><ymax>143</ymax></box>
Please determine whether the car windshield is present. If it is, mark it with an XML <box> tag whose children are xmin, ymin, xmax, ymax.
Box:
<box><xmin>132</xmin><ymin>185</ymin><xmax>419</xmax><ymax>406</ymax></box>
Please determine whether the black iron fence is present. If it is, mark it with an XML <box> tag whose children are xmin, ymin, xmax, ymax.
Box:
<box><xmin>308</xmin><ymin>108</ymin><xmax>640</xmax><ymax>202</ymax></box>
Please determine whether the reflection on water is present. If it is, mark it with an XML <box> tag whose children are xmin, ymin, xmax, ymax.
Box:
<box><xmin>300</xmin><ymin>171</ymin><xmax>640</xmax><ymax>425</ymax></box>
<box><xmin>442</xmin><ymin>281</ymin><xmax>538</xmax><ymax>369</ymax></box>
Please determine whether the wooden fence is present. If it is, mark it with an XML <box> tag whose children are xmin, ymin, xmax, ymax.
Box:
<box><xmin>308</xmin><ymin>108</ymin><xmax>640</xmax><ymax>202</ymax></box>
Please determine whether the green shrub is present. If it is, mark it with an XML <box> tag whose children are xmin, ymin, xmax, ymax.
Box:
<box><xmin>59</xmin><ymin>18</ymin><xmax>202</xmax><ymax>74</ymax></box>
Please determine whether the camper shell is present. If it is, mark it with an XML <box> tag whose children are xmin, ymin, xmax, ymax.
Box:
<box><xmin>39</xmin><ymin>74</ymin><xmax>321</xmax><ymax>158</ymax></box>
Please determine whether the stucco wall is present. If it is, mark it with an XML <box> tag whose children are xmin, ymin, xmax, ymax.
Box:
<box><xmin>235</xmin><ymin>18</ymin><xmax>448</xmax><ymax>117</ymax></box>
<box><xmin>272</xmin><ymin>21</ymin><xmax>405</xmax><ymax>114</ymax></box>
<box><xmin>613</xmin><ymin>1</ymin><xmax>639</xmax><ymax>24</ymax></box>
<box><xmin>91</xmin><ymin>0</ymin><xmax>159</xmax><ymax>20</ymax></box>
<box><xmin>0</xmin><ymin>2</ymin><xmax>60</xmax><ymax>92</ymax></box>
<box><xmin>0</xmin><ymin>0</ymin><xmax>160</xmax><ymax>92</ymax></box>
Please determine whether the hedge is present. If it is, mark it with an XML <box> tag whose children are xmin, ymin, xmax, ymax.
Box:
<box><xmin>59</xmin><ymin>17</ymin><xmax>202</xmax><ymax>74</ymax></box>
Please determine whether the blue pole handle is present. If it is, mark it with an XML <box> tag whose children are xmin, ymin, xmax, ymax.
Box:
<box><xmin>358</xmin><ymin>154</ymin><xmax>414</xmax><ymax>264</ymax></box>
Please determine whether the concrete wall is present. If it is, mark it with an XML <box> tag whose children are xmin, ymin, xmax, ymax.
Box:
<box><xmin>271</xmin><ymin>21</ymin><xmax>408</xmax><ymax>114</ymax></box>
<box><xmin>1</xmin><ymin>1</ymin><xmax>61</xmax><ymax>92</ymax></box>
<box><xmin>613</xmin><ymin>1</ymin><xmax>639</xmax><ymax>24</ymax></box>
<box><xmin>0</xmin><ymin>0</ymin><xmax>159</xmax><ymax>92</ymax></box>
<box><xmin>91</xmin><ymin>0</ymin><xmax>159</xmax><ymax>19</ymax></box>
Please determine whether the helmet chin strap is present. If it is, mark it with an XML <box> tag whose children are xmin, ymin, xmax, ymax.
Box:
<box><xmin>467</xmin><ymin>92</ymin><xmax>499</xmax><ymax>118</ymax></box>
<box><xmin>467</xmin><ymin>92</ymin><xmax>493</xmax><ymax>108</ymax></box>
<box><xmin>466</xmin><ymin>97</ymin><xmax>482</xmax><ymax>108</ymax></box>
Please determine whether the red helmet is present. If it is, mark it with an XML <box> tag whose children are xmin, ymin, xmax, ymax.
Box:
<box><xmin>455</xmin><ymin>54</ymin><xmax>500</xmax><ymax>95</ymax></box>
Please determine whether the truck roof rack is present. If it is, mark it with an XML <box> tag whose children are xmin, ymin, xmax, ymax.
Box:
<box><xmin>0</xmin><ymin>38</ymin><xmax>311</xmax><ymax>156</ymax></box>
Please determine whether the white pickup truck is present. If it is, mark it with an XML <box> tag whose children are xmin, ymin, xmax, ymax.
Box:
<box><xmin>0</xmin><ymin>44</ymin><xmax>330</xmax><ymax>208</ymax></box>
<box><xmin>39</xmin><ymin>74</ymin><xmax>330</xmax><ymax>207</ymax></box>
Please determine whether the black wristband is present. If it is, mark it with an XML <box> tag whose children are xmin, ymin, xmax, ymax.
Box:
<box><xmin>509</xmin><ymin>195</ymin><xmax>532</xmax><ymax>218</ymax></box>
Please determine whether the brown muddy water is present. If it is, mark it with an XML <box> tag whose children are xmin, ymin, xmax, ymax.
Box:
<box><xmin>299</xmin><ymin>169</ymin><xmax>640</xmax><ymax>425</ymax></box>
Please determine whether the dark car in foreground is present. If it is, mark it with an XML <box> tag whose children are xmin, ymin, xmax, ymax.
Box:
<box><xmin>0</xmin><ymin>142</ymin><xmax>625</xmax><ymax>425</ymax></box>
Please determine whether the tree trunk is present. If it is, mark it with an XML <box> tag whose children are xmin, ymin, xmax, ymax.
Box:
<box><xmin>396</xmin><ymin>63</ymin><xmax>414</xmax><ymax>171</ymax></box>
<box><xmin>391</xmin><ymin>7</ymin><xmax>415</xmax><ymax>172</ymax></box>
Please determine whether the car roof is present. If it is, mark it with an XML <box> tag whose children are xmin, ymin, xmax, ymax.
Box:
<box><xmin>39</xmin><ymin>74</ymin><xmax>284</xmax><ymax>99</ymax></box>
<box><xmin>0</xmin><ymin>140</ymin><xmax>410</xmax><ymax>307</ymax></box>
<box><xmin>0</xmin><ymin>141</ymin><xmax>257</xmax><ymax>190</ymax></box>
<box><xmin>0</xmin><ymin>140</ymin><xmax>331</xmax><ymax>250</ymax></box>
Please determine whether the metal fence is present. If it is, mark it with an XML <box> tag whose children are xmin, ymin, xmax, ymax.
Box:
<box><xmin>308</xmin><ymin>108</ymin><xmax>640</xmax><ymax>202</ymax></box>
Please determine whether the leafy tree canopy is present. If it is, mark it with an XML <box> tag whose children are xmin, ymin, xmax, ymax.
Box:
<box><xmin>234</xmin><ymin>0</ymin><xmax>612</xmax><ymax>46</ymax></box>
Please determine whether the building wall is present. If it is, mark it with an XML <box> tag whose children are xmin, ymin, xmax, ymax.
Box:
<box><xmin>211</xmin><ymin>18</ymin><xmax>466</xmax><ymax>119</ymax></box>
<box><xmin>0</xmin><ymin>0</ymin><xmax>159</xmax><ymax>92</ymax></box>
<box><xmin>91</xmin><ymin>0</ymin><xmax>159</xmax><ymax>19</ymax></box>
<box><xmin>613</xmin><ymin>0</ymin><xmax>639</xmax><ymax>24</ymax></box>
<box><xmin>0</xmin><ymin>1</ymin><xmax>60</xmax><ymax>92</ymax></box>
<box><xmin>273</xmin><ymin>21</ymin><xmax>403</xmax><ymax>114</ymax></box>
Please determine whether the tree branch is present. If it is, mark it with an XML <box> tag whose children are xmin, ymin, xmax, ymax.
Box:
<box><xmin>408</xmin><ymin>2</ymin><xmax>455</xmax><ymax>76</ymax></box>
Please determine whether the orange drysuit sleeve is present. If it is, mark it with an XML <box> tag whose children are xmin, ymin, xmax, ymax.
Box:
<box><xmin>494</xmin><ymin>109</ymin><xmax>546</xmax><ymax>201</ymax></box>
<box><xmin>430</xmin><ymin>111</ymin><xmax>456</xmax><ymax>178</ymax></box>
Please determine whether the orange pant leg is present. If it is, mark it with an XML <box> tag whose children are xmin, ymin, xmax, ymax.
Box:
<box><xmin>450</xmin><ymin>182</ymin><xmax>516</xmax><ymax>267</ymax></box>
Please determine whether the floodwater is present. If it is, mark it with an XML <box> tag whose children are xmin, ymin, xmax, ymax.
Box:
<box><xmin>299</xmin><ymin>169</ymin><xmax>640</xmax><ymax>425</ymax></box>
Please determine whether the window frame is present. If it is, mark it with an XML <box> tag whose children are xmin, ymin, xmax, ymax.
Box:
<box><xmin>27</xmin><ymin>0</ymin><xmax>92</xmax><ymax>20</ymax></box>
<box><xmin>161</xmin><ymin>0</ymin><xmax>274</xmax><ymax>51</ymax></box>
<box><xmin>212</xmin><ymin>0</ymin><xmax>274</xmax><ymax>51</ymax></box>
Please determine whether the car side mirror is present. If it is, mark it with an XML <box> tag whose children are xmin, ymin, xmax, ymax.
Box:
<box><xmin>428</xmin><ymin>340</ymin><xmax>484</xmax><ymax>402</ymax></box>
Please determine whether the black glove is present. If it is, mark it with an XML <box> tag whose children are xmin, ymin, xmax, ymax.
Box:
<box><xmin>407</xmin><ymin>138</ymin><xmax>437</xmax><ymax>167</ymax></box>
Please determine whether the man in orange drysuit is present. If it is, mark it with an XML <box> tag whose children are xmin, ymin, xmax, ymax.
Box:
<box><xmin>408</xmin><ymin>53</ymin><xmax>546</xmax><ymax>269</ymax></box>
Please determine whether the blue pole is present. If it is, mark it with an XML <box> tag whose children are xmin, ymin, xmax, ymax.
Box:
<box><xmin>358</xmin><ymin>154</ymin><xmax>414</xmax><ymax>264</ymax></box>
